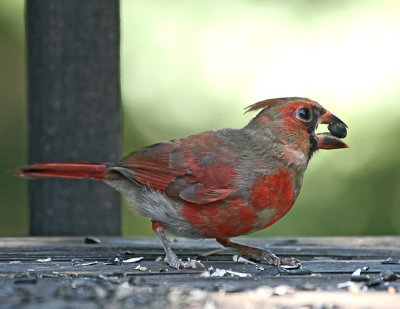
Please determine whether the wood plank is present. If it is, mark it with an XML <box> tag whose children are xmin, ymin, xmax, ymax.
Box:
<box><xmin>210</xmin><ymin>291</ymin><xmax>400</xmax><ymax>309</ymax></box>
<box><xmin>0</xmin><ymin>237</ymin><xmax>399</xmax><ymax>308</ymax></box>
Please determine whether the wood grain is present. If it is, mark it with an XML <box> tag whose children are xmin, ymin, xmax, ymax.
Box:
<box><xmin>0</xmin><ymin>237</ymin><xmax>399</xmax><ymax>308</ymax></box>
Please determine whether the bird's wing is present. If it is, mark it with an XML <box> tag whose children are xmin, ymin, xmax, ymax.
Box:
<box><xmin>112</xmin><ymin>132</ymin><xmax>238</xmax><ymax>204</ymax></box>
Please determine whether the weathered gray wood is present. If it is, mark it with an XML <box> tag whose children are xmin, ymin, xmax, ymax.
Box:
<box><xmin>26</xmin><ymin>0</ymin><xmax>121</xmax><ymax>236</ymax></box>
<box><xmin>0</xmin><ymin>237</ymin><xmax>399</xmax><ymax>308</ymax></box>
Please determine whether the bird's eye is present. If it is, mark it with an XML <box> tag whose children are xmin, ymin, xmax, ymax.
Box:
<box><xmin>298</xmin><ymin>107</ymin><xmax>311</xmax><ymax>121</ymax></box>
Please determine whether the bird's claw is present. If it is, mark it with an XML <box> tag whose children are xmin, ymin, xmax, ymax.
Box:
<box><xmin>242</xmin><ymin>248</ymin><xmax>301</xmax><ymax>268</ymax></box>
<box><xmin>164</xmin><ymin>251</ymin><xmax>205</xmax><ymax>270</ymax></box>
<box><xmin>262</xmin><ymin>254</ymin><xmax>301</xmax><ymax>268</ymax></box>
<box><xmin>179</xmin><ymin>259</ymin><xmax>205</xmax><ymax>270</ymax></box>
<box><xmin>276</xmin><ymin>257</ymin><xmax>301</xmax><ymax>269</ymax></box>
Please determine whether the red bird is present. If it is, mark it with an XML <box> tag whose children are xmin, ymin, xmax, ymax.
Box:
<box><xmin>17</xmin><ymin>97</ymin><xmax>348</xmax><ymax>269</ymax></box>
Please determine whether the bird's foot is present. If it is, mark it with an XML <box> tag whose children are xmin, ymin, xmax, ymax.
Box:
<box><xmin>153</xmin><ymin>221</ymin><xmax>205</xmax><ymax>270</ymax></box>
<box><xmin>217</xmin><ymin>238</ymin><xmax>301</xmax><ymax>268</ymax></box>
<box><xmin>241</xmin><ymin>246</ymin><xmax>300</xmax><ymax>268</ymax></box>
<box><xmin>164</xmin><ymin>250</ymin><xmax>205</xmax><ymax>270</ymax></box>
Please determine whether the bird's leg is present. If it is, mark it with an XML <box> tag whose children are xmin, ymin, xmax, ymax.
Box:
<box><xmin>152</xmin><ymin>221</ymin><xmax>204</xmax><ymax>270</ymax></box>
<box><xmin>216</xmin><ymin>238</ymin><xmax>300</xmax><ymax>267</ymax></box>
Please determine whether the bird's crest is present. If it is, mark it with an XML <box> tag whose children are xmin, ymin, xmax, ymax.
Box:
<box><xmin>245</xmin><ymin>97</ymin><xmax>308</xmax><ymax>113</ymax></box>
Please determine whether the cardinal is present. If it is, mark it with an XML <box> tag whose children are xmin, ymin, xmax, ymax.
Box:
<box><xmin>16</xmin><ymin>97</ymin><xmax>348</xmax><ymax>269</ymax></box>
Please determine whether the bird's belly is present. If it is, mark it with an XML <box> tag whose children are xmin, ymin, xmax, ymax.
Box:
<box><xmin>107</xmin><ymin>168</ymin><xmax>297</xmax><ymax>239</ymax></box>
<box><xmin>109</xmin><ymin>180</ymin><xmax>205</xmax><ymax>238</ymax></box>
<box><xmin>180</xmin><ymin>196</ymin><xmax>294</xmax><ymax>239</ymax></box>
<box><xmin>179</xmin><ymin>169</ymin><xmax>297</xmax><ymax>238</ymax></box>
<box><xmin>181</xmin><ymin>198</ymin><xmax>260</xmax><ymax>238</ymax></box>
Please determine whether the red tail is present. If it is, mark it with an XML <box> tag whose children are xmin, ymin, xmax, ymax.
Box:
<box><xmin>15</xmin><ymin>162</ymin><xmax>109</xmax><ymax>180</ymax></box>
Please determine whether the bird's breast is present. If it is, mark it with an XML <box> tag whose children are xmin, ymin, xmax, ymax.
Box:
<box><xmin>179</xmin><ymin>168</ymin><xmax>297</xmax><ymax>239</ymax></box>
<box><xmin>249</xmin><ymin>168</ymin><xmax>296</xmax><ymax>230</ymax></box>
<box><xmin>180</xmin><ymin>197</ymin><xmax>257</xmax><ymax>238</ymax></box>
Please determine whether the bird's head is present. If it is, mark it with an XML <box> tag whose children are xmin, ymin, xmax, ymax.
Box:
<box><xmin>245</xmin><ymin>97</ymin><xmax>348</xmax><ymax>159</ymax></box>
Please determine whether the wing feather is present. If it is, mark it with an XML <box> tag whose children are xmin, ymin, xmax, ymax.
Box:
<box><xmin>109</xmin><ymin>132</ymin><xmax>239</xmax><ymax>204</ymax></box>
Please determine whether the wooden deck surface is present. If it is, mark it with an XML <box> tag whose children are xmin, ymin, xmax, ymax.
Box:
<box><xmin>0</xmin><ymin>236</ymin><xmax>399</xmax><ymax>308</ymax></box>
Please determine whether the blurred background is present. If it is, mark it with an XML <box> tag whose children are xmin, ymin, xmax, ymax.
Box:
<box><xmin>1</xmin><ymin>0</ymin><xmax>400</xmax><ymax>237</ymax></box>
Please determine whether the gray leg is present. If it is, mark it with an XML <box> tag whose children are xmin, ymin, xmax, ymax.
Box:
<box><xmin>153</xmin><ymin>221</ymin><xmax>204</xmax><ymax>269</ymax></box>
<box><xmin>217</xmin><ymin>238</ymin><xmax>300</xmax><ymax>267</ymax></box>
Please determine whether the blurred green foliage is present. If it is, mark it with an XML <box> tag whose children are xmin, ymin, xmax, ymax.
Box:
<box><xmin>1</xmin><ymin>0</ymin><xmax>399</xmax><ymax>237</ymax></box>
<box><xmin>0</xmin><ymin>0</ymin><xmax>28</xmax><ymax>236</ymax></box>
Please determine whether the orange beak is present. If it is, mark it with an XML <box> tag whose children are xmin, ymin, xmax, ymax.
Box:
<box><xmin>319</xmin><ymin>111</ymin><xmax>347</xmax><ymax>128</ymax></box>
<box><xmin>317</xmin><ymin>111</ymin><xmax>348</xmax><ymax>150</ymax></box>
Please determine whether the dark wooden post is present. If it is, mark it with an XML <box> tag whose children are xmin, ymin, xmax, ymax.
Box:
<box><xmin>26</xmin><ymin>0</ymin><xmax>121</xmax><ymax>236</ymax></box>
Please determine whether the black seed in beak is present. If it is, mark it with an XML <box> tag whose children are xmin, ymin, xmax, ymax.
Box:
<box><xmin>328</xmin><ymin>124</ymin><xmax>347</xmax><ymax>138</ymax></box>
